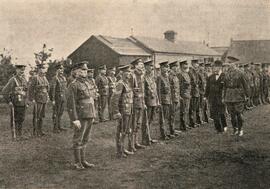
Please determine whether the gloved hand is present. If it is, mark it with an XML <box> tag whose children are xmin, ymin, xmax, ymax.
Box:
<box><xmin>113</xmin><ymin>113</ymin><xmax>122</xmax><ymax>120</ymax></box>
<box><xmin>73</xmin><ymin>120</ymin><xmax>81</xmax><ymax>129</ymax></box>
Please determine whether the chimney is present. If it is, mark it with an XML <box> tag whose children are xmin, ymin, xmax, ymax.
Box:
<box><xmin>164</xmin><ymin>30</ymin><xmax>177</xmax><ymax>43</ymax></box>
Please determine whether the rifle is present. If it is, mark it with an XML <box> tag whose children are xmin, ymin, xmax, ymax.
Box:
<box><xmin>10</xmin><ymin>104</ymin><xmax>16</xmax><ymax>140</ymax></box>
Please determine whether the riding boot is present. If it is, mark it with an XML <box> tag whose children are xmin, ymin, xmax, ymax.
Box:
<box><xmin>80</xmin><ymin>147</ymin><xmax>95</xmax><ymax>168</ymax></box>
<box><xmin>53</xmin><ymin>117</ymin><xmax>60</xmax><ymax>133</ymax></box>
<box><xmin>73</xmin><ymin>148</ymin><xmax>85</xmax><ymax>170</ymax></box>
<box><xmin>134</xmin><ymin>133</ymin><xmax>146</xmax><ymax>149</ymax></box>
<box><xmin>37</xmin><ymin>119</ymin><xmax>46</xmax><ymax>137</ymax></box>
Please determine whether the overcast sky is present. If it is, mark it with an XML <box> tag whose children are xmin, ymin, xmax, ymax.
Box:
<box><xmin>0</xmin><ymin>0</ymin><xmax>269</xmax><ymax>64</ymax></box>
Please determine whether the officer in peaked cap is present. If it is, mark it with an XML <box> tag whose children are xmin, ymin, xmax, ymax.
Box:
<box><xmin>111</xmin><ymin>64</ymin><xmax>135</xmax><ymax>158</ymax></box>
<box><xmin>107</xmin><ymin>66</ymin><xmax>117</xmax><ymax>120</ymax></box>
<box><xmin>168</xmin><ymin>61</ymin><xmax>181</xmax><ymax>136</ymax></box>
<box><xmin>178</xmin><ymin>59</ymin><xmax>192</xmax><ymax>131</ymax></box>
<box><xmin>2</xmin><ymin>63</ymin><xmax>28</xmax><ymax>140</ymax></box>
<box><xmin>50</xmin><ymin>61</ymin><xmax>67</xmax><ymax>133</ymax></box>
<box><xmin>142</xmin><ymin>59</ymin><xmax>159</xmax><ymax>145</ymax></box>
<box><xmin>96</xmin><ymin>64</ymin><xmax>109</xmax><ymax>122</ymax></box>
<box><xmin>130</xmin><ymin>57</ymin><xmax>150</xmax><ymax>152</ymax></box>
<box><xmin>157</xmin><ymin>60</ymin><xmax>173</xmax><ymax>140</ymax></box>
<box><xmin>67</xmin><ymin>60</ymin><xmax>96</xmax><ymax>170</ymax></box>
<box><xmin>189</xmin><ymin>58</ymin><xmax>202</xmax><ymax>128</ymax></box>
<box><xmin>223</xmin><ymin>59</ymin><xmax>248</xmax><ymax>136</ymax></box>
<box><xmin>28</xmin><ymin>63</ymin><xmax>50</xmax><ymax>137</ymax></box>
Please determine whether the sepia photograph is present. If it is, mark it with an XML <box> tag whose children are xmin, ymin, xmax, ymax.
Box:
<box><xmin>0</xmin><ymin>0</ymin><xmax>270</xmax><ymax>188</ymax></box>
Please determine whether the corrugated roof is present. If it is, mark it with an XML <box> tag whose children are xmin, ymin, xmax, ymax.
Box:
<box><xmin>226</xmin><ymin>40</ymin><xmax>270</xmax><ymax>64</ymax></box>
<box><xmin>129</xmin><ymin>36</ymin><xmax>220</xmax><ymax>56</ymax></box>
<box><xmin>95</xmin><ymin>35</ymin><xmax>151</xmax><ymax>56</ymax></box>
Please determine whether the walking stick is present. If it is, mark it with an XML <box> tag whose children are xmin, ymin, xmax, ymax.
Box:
<box><xmin>10</xmin><ymin>104</ymin><xmax>16</xmax><ymax>140</ymax></box>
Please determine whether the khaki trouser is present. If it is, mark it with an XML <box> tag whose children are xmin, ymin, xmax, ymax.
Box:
<box><xmin>73</xmin><ymin>118</ymin><xmax>93</xmax><ymax>149</ymax></box>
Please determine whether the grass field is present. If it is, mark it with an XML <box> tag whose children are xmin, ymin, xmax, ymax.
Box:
<box><xmin>0</xmin><ymin>103</ymin><xmax>270</xmax><ymax>189</ymax></box>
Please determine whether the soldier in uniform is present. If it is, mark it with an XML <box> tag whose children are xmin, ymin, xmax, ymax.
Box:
<box><xmin>223</xmin><ymin>63</ymin><xmax>249</xmax><ymax>136</ymax></box>
<box><xmin>28</xmin><ymin>63</ymin><xmax>50</xmax><ymax>137</ymax></box>
<box><xmin>95</xmin><ymin>65</ymin><xmax>109</xmax><ymax>122</ymax></box>
<box><xmin>261</xmin><ymin>63</ymin><xmax>270</xmax><ymax>104</ymax></box>
<box><xmin>157</xmin><ymin>61</ymin><xmax>173</xmax><ymax>140</ymax></box>
<box><xmin>243</xmin><ymin>63</ymin><xmax>254</xmax><ymax>109</ymax></box>
<box><xmin>111</xmin><ymin>65</ymin><xmax>134</xmax><ymax>158</ymax></box>
<box><xmin>252</xmin><ymin>63</ymin><xmax>261</xmax><ymax>106</ymax></box>
<box><xmin>168</xmin><ymin>61</ymin><xmax>181</xmax><ymax>135</ymax></box>
<box><xmin>107</xmin><ymin>67</ymin><xmax>117</xmax><ymax>120</ymax></box>
<box><xmin>2</xmin><ymin>64</ymin><xmax>28</xmax><ymax>139</ymax></box>
<box><xmin>178</xmin><ymin>60</ymin><xmax>191</xmax><ymax>131</ymax></box>
<box><xmin>205</xmin><ymin>60</ymin><xmax>227</xmax><ymax>133</ymax></box>
<box><xmin>189</xmin><ymin>59</ymin><xmax>201</xmax><ymax>127</ymax></box>
<box><xmin>129</xmin><ymin>58</ymin><xmax>147</xmax><ymax>152</ymax></box>
<box><xmin>67</xmin><ymin>61</ymin><xmax>96</xmax><ymax>170</ymax></box>
<box><xmin>87</xmin><ymin>68</ymin><xmax>99</xmax><ymax>124</ymax></box>
<box><xmin>143</xmin><ymin>60</ymin><xmax>159</xmax><ymax>145</ymax></box>
<box><xmin>198</xmin><ymin>61</ymin><xmax>209</xmax><ymax>124</ymax></box>
<box><xmin>50</xmin><ymin>63</ymin><xmax>67</xmax><ymax>133</ymax></box>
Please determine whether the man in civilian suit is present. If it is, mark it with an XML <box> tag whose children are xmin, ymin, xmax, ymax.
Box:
<box><xmin>205</xmin><ymin>60</ymin><xmax>227</xmax><ymax>133</ymax></box>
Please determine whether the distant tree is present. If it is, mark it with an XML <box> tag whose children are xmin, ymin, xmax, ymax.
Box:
<box><xmin>0</xmin><ymin>48</ymin><xmax>16</xmax><ymax>86</ymax></box>
<box><xmin>34</xmin><ymin>44</ymin><xmax>53</xmax><ymax>65</ymax></box>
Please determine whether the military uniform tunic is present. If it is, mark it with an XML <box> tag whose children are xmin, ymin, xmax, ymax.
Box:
<box><xmin>67</xmin><ymin>77</ymin><xmax>96</xmax><ymax>149</ymax></box>
<box><xmin>111</xmin><ymin>79</ymin><xmax>133</xmax><ymax>155</ymax></box>
<box><xmin>95</xmin><ymin>74</ymin><xmax>109</xmax><ymax>121</ymax></box>
<box><xmin>157</xmin><ymin>74</ymin><xmax>171</xmax><ymax>138</ymax></box>
<box><xmin>144</xmin><ymin>72</ymin><xmax>159</xmax><ymax>142</ymax></box>
<box><xmin>50</xmin><ymin>74</ymin><xmax>67</xmax><ymax>130</ymax></box>
<box><xmin>177</xmin><ymin>71</ymin><xmax>191</xmax><ymax>130</ymax></box>
<box><xmin>169</xmin><ymin>71</ymin><xmax>180</xmax><ymax>134</ymax></box>
<box><xmin>223</xmin><ymin>68</ymin><xmax>248</xmax><ymax>132</ymax></box>
<box><xmin>2</xmin><ymin>75</ymin><xmax>28</xmax><ymax>135</ymax></box>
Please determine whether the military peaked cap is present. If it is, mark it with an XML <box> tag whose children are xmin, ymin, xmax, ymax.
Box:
<box><xmin>15</xmin><ymin>64</ymin><xmax>26</xmax><ymax>69</ymax></box>
<box><xmin>169</xmin><ymin>61</ymin><xmax>178</xmax><ymax>68</ymax></box>
<box><xmin>159</xmin><ymin>61</ymin><xmax>169</xmax><ymax>67</ymax></box>
<box><xmin>73</xmin><ymin>61</ymin><xmax>88</xmax><ymax>70</ymax></box>
<box><xmin>144</xmin><ymin>60</ymin><xmax>153</xmax><ymax>66</ymax></box>
<box><xmin>179</xmin><ymin>60</ymin><xmax>188</xmax><ymax>66</ymax></box>
<box><xmin>117</xmin><ymin>65</ymin><xmax>130</xmax><ymax>72</ymax></box>
<box><xmin>130</xmin><ymin>58</ymin><xmax>143</xmax><ymax>66</ymax></box>
<box><xmin>99</xmin><ymin>65</ymin><xmax>107</xmax><ymax>70</ymax></box>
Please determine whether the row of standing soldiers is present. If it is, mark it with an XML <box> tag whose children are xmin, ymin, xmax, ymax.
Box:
<box><xmin>2</xmin><ymin>58</ymin><xmax>269</xmax><ymax>169</ymax></box>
